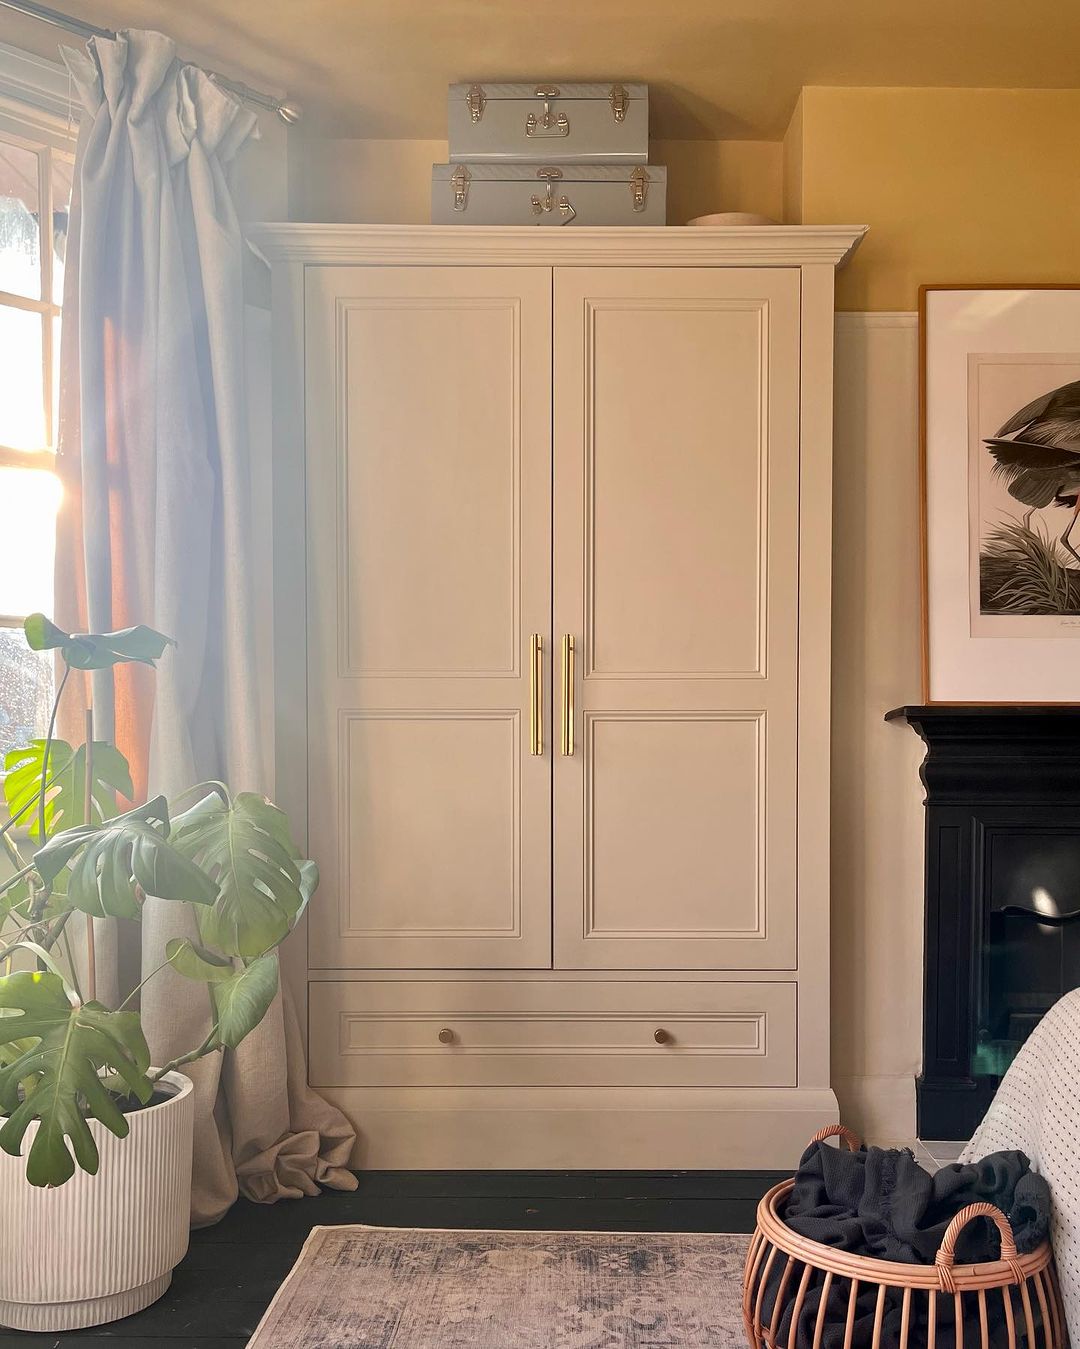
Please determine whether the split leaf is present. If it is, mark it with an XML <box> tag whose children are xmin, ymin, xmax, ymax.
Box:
<box><xmin>171</xmin><ymin>793</ymin><xmax>307</xmax><ymax>958</ymax></box>
<box><xmin>23</xmin><ymin>615</ymin><xmax>173</xmax><ymax>670</ymax></box>
<box><xmin>0</xmin><ymin>971</ymin><xmax>152</xmax><ymax>1187</ymax></box>
<box><xmin>3</xmin><ymin>739</ymin><xmax>133</xmax><ymax>843</ymax></box>
<box><xmin>34</xmin><ymin>796</ymin><xmax>219</xmax><ymax>919</ymax></box>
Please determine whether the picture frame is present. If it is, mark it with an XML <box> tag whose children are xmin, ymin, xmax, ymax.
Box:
<box><xmin>920</xmin><ymin>284</ymin><xmax>1080</xmax><ymax>704</ymax></box>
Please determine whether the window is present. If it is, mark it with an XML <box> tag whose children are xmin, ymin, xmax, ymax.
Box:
<box><xmin>0</xmin><ymin>45</ymin><xmax>76</xmax><ymax>762</ymax></box>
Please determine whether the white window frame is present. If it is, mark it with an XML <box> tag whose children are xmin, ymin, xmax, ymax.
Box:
<box><xmin>0</xmin><ymin>41</ymin><xmax>78</xmax><ymax>633</ymax></box>
<box><xmin>0</xmin><ymin>41</ymin><xmax>79</xmax><ymax>810</ymax></box>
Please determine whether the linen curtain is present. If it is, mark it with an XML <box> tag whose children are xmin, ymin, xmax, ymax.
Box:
<box><xmin>54</xmin><ymin>28</ymin><xmax>357</xmax><ymax>1225</ymax></box>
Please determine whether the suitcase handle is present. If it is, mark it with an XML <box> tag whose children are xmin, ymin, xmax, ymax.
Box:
<box><xmin>525</xmin><ymin>103</ymin><xmax>570</xmax><ymax>139</ymax></box>
<box><xmin>530</xmin><ymin>183</ymin><xmax>576</xmax><ymax>224</ymax></box>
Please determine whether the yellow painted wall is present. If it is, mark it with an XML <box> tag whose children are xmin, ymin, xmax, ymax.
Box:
<box><xmin>789</xmin><ymin>87</ymin><xmax>1080</xmax><ymax>311</ymax></box>
<box><xmin>287</xmin><ymin>135</ymin><xmax>783</xmax><ymax>225</ymax></box>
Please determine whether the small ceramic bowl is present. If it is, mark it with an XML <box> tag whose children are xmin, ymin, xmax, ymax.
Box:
<box><xmin>687</xmin><ymin>212</ymin><xmax>779</xmax><ymax>227</ymax></box>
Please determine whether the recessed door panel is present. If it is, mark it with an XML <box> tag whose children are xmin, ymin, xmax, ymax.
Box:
<box><xmin>553</xmin><ymin>267</ymin><xmax>801</xmax><ymax>969</ymax></box>
<box><xmin>306</xmin><ymin>266</ymin><xmax>552</xmax><ymax>969</ymax></box>
<box><xmin>588</xmin><ymin>303</ymin><xmax>765</xmax><ymax>678</ymax></box>
<box><xmin>340</xmin><ymin>298</ymin><xmax>518</xmax><ymax>677</ymax></box>
<box><xmin>339</xmin><ymin>712</ymin><xmax>520</xmax><ymax>942</ymax></box>
<box><xmin>586</xmin><ymin>712</ymin><xmax>765</xmax><ymax>941</ymax></box>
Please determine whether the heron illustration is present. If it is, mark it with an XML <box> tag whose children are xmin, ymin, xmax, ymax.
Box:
<box><xmin>985</xmin><ymin>378</ymin><xmax>1080</xmax><ymax>564</ymax></box>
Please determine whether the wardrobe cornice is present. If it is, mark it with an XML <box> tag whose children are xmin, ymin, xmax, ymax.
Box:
<box><xmin>247</xmin><ymin>223</ymin><xmax>867</xmax><ymax>269</ymax></box>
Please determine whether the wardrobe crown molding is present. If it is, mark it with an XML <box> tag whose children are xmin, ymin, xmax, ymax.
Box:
<box><xmin>247</xmin><ymin>223</ymin><xmax>867</xmax><ymax>269</ymax></box>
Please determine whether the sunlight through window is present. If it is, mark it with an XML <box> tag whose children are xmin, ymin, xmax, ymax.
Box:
<box><xmin>0</xmin><ymin>115</ymin><xmax>74</xmax><ymax>761</ymax></box>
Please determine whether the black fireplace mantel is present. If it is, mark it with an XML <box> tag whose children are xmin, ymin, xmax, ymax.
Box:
<box><xmin>887</xmin><ymin>705</ymin><xmax>1080</xmax><ymax>1139</ymax></box>
<box><xmin>887</xmin><ymin>706</ymin><xmax>1080</xmax><ymax>803</ymax></box>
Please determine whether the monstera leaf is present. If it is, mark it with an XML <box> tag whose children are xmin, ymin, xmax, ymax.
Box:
<box><xmin>164</xmin><ymin>942</ymin><xmax>279</xmax><ymax>1049</ymax></box>
<box><xmin>33</xmin><ymin>796</ymin><xmax>219</xmax><ymax>919</ymax></box>
<box><xmin>23</xmin><ymin>614</ymin><xmax>173</xmax><ymax>670</ymax></box>
<box><xmin>165</xmin><ymin>937</ymin><xmax>232</xmax><ymax>983</ymax></box>
<box><xmin>210</xmin><ymin>954</ymin><xmax>279</xmax><ymax>1048</ymax></box>
<box><xmin>170</xmin><ymin>793</ymin><xmax>309</xmax><ymax>958</ymax></box>
<box><xmin>4</xmin><ymin>739</ymin><xmax>133</xmax><ymax>843</ymax></box>
<box><xmin>0</xmin><ymin>971</ymin><xmax>152</xmax><ymax>1186</ymax></box>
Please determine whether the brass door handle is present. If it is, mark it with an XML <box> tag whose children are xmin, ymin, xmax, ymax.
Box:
<box><xmin>654</xmin><ymin>1028</ymin><xmax>672</xmax><ymax>1045</ymax></box>
<box><xmin>438</xmin><ymin>1028</ymin><xmax>455</xmax><ymax>1045</ymax></box>
<box><xmin>560</xmin><ymin>634</ymin><xmax>575</xmax><ymax>755</ymax></box>
<box><xmin>530</xmin><ymin>634</ymin><xmax>543</xmax><ymax>756</ymax></box>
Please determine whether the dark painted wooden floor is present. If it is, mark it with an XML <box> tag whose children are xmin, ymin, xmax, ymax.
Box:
<box><xmin>3</xmin><ymin>1170</ymin><xmax>778</xmax><ymax>1349</ymax></box>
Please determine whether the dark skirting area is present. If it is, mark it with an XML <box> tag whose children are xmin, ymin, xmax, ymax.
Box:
<box><xmin>2</xmin><ymin>1170</ymin><xmax>781</xmax><ymax>1349</ymax></box>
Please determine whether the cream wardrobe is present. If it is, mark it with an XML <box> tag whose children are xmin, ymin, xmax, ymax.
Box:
<box><xmin>254</xmin><ymin>224</ymin><xmax>865</xmax><ymax>1168</ymax></box>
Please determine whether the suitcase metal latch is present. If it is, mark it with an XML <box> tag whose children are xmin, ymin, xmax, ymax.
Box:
<box><xmin>526</xmin><ymin>102</ymin><xmax>570</xmax><ymax>139</ymax></box>
<box><xmin>629</xmin><ymin>166</ymin><xmax>649</xmax><ymax>212</ymax></box>
<box><xmin>451</xmin><ymin>165</ymin><xmax>471</xmax><ymax>212</ymax></box>
<box><xmin>531</xmin><ymin>169</ymin><xmax>576</xmax><ymax>225</ymax></box>
<box><xmin>610</xmin><ymin>84</ymin><xmax>629</xmax><ymax>123</ymax></box>
<box><xmin>465</xmin><ymin>85</ymin><xmax>486</xmax><ymax>123</ymax></box>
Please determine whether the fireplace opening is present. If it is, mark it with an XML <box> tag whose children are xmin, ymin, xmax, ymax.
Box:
<box><xmin>978</xmin><ymin>838</ymin><xmax>1080</xmax><ymax>1082</ymax></box>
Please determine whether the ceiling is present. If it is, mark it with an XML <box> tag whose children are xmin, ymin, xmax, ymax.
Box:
<box><xmin>8</xmin><ymin>0</ymin><xmax>1080</xmax><ymax>139</ymax></box>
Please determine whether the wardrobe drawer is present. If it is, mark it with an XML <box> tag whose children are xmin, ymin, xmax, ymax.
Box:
<box><xmin>308</xmin><ymin>980</ymin><xmax>796</xmax><ymax>1088</ymax></box>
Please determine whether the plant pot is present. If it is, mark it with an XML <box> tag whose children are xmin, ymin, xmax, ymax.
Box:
<box><xmin>0</xmin><ymin>1069</ymin><xmax>195</xmax><ymax>1331</ymax></box>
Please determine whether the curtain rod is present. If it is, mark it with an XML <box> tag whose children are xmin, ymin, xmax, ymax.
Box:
<box><xmin>0</xmin><ymin>0</ymin><xmax>303</xmax><ymax>122</ymax></box>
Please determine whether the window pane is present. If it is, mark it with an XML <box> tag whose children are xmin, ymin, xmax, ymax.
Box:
<box><xmin>0</xmin><ymin>467</ymin><xmax>60</xmax><ymax>615</ymax></box>
<box><xmin>0</xmin><ymin>306</ymin><xmax>45</xmax><ymax>449</ymax></box>
<box><xmin>51</xmin><ymin>155</ymin><xmax>72</xmax><ymax>306</ymax></box>
<box><xmin>0</xmin><ymin>627</ymin><xmax>53</xmax><ymax>760</ymax></box>
<box><xmin>0</xmin><ymin>139</ymin><xmax>41</xmax><ymax>302</ymax></box>
<box><xmin>52</xmin><ymin>313</ymin><xmax>60</xmax><ymax>443</ymax></box>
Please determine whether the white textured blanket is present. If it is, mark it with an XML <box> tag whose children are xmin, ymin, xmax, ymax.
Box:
<box><xmin>961</xmin><ymin>988</ymin><xmax>1080</xmax><ymax>1341</ymax></box>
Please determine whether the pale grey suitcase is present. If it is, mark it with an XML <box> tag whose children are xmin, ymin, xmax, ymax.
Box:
<box><xmin>432</xmin><ymin>163</ymin><xmax>666</xmax><ymax>226</ymax></box>
<box><xmin>447</xmin><ymin>82</ymin><xmax>648</xmax><ymax>165</ymax></box>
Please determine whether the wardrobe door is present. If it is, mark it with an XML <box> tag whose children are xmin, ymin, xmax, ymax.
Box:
<box><xmin>305</xmin><ymin>266</ymin><xmax>553</xmax><ymax>969</ymax></box>
<box><xmin>552</xmin><ymin>267</ymin><xmax>801</xmax><ymax>970</ymax></box>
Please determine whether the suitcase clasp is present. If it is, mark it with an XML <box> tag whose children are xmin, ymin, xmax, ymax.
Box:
<box><xmin>451</xmin><ymin>165</ymin><xmax>471</xmax><ymax>212</ymax></box>
<box><xmin>530</xmin><ymin>176</ymin><xmax>577</xmax><ymax>225</ymax></box>
<box><xmin>465</xmin><ymin>85</ymin><xmax>486</xmax><ymax>124</ymax></box>
<box><xmin>629</xmin><ymin>166</ymin><xmax>650</xmax><ymax>213</ymax></box>
<box><xmin>610</xmin><ymin>84</ymin><xmax>629</xmax><ymax>123</ymax></box>
<box><xmin>525</xmin><ymin>102</ymin><xmax>570</xmax><ymax>139</ymax></box>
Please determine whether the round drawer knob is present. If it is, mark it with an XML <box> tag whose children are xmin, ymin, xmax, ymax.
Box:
<box><xmin>438</xmin><ymin>1027</ymin><xmax>456</xmax><ymax>1045</ymax></box>
<box><xmin>654</xmin><ymin>1028</ymin><xmax>672</xmax><ymax>1045</ymax></box>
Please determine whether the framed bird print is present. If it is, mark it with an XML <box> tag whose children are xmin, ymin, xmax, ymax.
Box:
<box><xmin>920</xmin><ymin>285</ymin><xmax>1080</xmax><ymax>703</ymax></box>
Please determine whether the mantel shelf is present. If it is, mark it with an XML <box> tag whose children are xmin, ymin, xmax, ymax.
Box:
<box><xmin>247</xmin><ymin>223</ymin><xmax>867</xmax><ymax>269</ymax></box>
<box><xmin>887</xmin><ymin>704</ymin><xmax>1080</xmax><ymax>722</ymax></box>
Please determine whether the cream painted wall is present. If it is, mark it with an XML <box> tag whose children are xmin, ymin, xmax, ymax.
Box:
<box><xmin>788</xmin><ymin>87</ymin><xmax>1080</xmax><ymax>311</ymax></box>
<box><xmin>287</xmin><ymin>134</ymin><xmax>783</xmax><ymax>225</ymax></box>
<box><xmin>832</xmin><ymin>315</ymin><xmax>925</xmax><ymax>1145</ymax></box>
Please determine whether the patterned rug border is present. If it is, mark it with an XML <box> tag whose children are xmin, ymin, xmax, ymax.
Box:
<box><xmin>247</xmin><ymin>1224</ymin><xmax>749</xmax><ymax>1348</ymax></box>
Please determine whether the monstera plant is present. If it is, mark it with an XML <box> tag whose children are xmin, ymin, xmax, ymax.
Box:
<box><xmin>0</xmin><ymin>614</ymin><xmax>315</xmax><ymax>1191</ymax></box>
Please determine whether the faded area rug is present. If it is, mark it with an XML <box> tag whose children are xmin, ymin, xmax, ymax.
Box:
<box><xmin>246</xmin><ymin>1225</ymin><xmax>751</xmax><ymax>1348</ymax></box>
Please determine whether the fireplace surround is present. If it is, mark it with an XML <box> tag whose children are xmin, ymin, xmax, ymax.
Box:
<box><xmin>888</xmin><ymin>706</ymin><xmax>1080</xmax><ymax>1140</ymax></box>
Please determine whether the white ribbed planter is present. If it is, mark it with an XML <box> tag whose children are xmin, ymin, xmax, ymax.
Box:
<box><xmin>0</xmin><ymin>1070</ymin><xmax>195</xmax><ymax>1332</ymax></box>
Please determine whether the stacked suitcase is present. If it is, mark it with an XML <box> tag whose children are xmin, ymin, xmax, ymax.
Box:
<box><xmin>432</xmin><ymin>82</ymin><xmax>666</xmax><ymax>226</ymax></box>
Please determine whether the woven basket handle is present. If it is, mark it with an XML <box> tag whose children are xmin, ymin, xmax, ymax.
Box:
<box><xmin>810</xmin><ymin>1124</ymin><xmax>863</xmax><ymax>1151</ymax></box>
<box><xmin>935</xmin><ymin>1202</ymin><xmax>1023</xmax><ymax>1292</ymax></box>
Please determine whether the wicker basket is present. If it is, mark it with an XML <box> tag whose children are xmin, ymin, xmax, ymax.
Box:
<box><xmin>743</xmin><ymin>1126</ymin><xmax>1067</xmax><ymax>1349</ymax></box>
